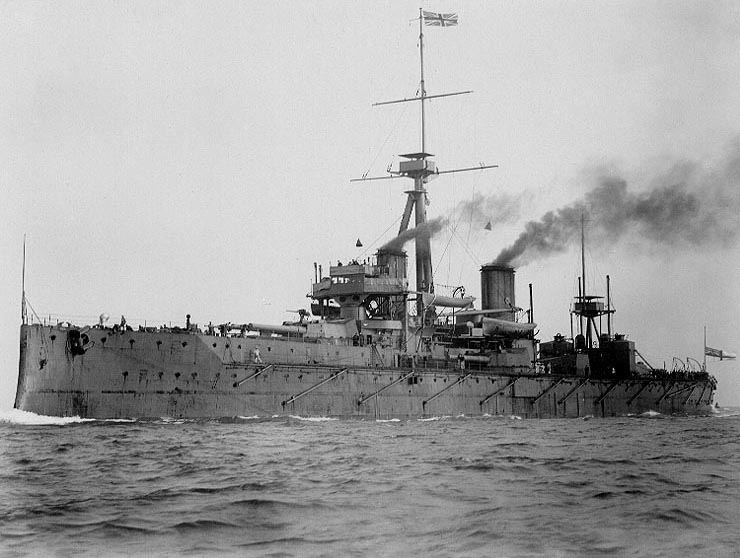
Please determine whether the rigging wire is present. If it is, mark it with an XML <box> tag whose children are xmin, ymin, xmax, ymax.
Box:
<box><xmin>24</xmin><ymin>296</ymin><xmax>42</xmax><ymax>324</ymax></box>
<box><xmin>458</xmin><ymin>170</ymin><xmax>485</xmax><ymax>285</ymax></box>
<box><xmin>449</xmin><ymin>227</ymin><xmax>485</xmax><ymax>267</ymax></box>
<box><xmin>356</xmin><ymin>215</ymin><xmax>403</xmax><ymax>261</ymax></box>
<box><xmin>360</xmin><ymin>103</ymin><xmax>410</xmax><ymax>180</ymax></box>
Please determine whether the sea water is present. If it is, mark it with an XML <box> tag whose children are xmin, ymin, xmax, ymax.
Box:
<box><xmin>1</xmin><ymin>409</ymin><xmax>739</xmax><ymax>558</ymax></box>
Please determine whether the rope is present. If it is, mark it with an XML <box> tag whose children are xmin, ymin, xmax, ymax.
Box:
<box><xmin>357</xmin><ymin>215</ymin><xmax>403</xmax><ymax>260</ymax></box>
<box><xmin>360</xmin><ymin>97</ymin><xmax>411</xmax><ymax>180</ymax></box>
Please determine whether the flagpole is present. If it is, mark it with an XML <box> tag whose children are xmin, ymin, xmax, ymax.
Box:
<box><xmin>703</xmin><ymin>325</ymin><xmax>707</xmax><ymax>372</ymax></box>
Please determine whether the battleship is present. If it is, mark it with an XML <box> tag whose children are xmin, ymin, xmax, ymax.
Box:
<box><xmin>15</xmin><ymin>10</ymin><xmax>716</xmax><ymax>419</ymax></box>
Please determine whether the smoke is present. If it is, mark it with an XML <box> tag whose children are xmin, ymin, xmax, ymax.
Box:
<box><xmin>493</xmin><ymin>143</ymin><xmax>740</xmax><ymax>267</ymax></box>
<box><xmin>455</xmin><ymin>191</ymin><xmax>524</xmax><ymax>228</ymax></box>
<box><xmin>377</xmin><ymin>191</ymin><xmax>522</xmax><ymax>256</ymax></box>
<box><xmin>380</xmin><ymin>216</ymin><xmax>448</xmax><ymax>252</ymax></box>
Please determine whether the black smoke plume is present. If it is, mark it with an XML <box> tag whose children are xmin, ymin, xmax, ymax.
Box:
<box><xmin>493</xmin><ymin>143</ymin><xmax>740</xmax><ymax>267</ymax></box>
<box><xmin>380</xmin><ymin>216</ymin><xmax>447</xmax><ymax>253</ymax></box>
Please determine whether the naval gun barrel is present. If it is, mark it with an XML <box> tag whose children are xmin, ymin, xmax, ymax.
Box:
<box><xmin>247</xmin><ymin>323</ymin><xmax>307</xmax><ymax>335</ymax></box>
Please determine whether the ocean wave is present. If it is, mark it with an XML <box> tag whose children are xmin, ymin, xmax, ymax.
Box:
<box><xmin>647</xmin><ymin>507</ymin><xmax>716</xmax><ymax>526</ymax></box>
<box><xmin>714</xmin><ymin>408</ymin><xmax>740</xmax><ymax>418</ymax></box>
<box><xmin>155</xmin><ymin>417</ymin><xmax>188</xmax><ymax>424</ymax></box>
<box><xmin>0</xmin><ymin>409</ymin><xmax>95</xmax><ymax>426</ymax></box>
<box><xmin>1</xmin><ymin>409</ymin><xmax>737</xmax><ymax>557</ymax></box>
<box><xmin>171</xmin><ymin>518</ymin><xmax>242</xmax><ymax>532</ymax></box>
<box><xmin>288</xmin><ymin>415</ymin><xmax>338</xmax><ymax>422</ymax></box>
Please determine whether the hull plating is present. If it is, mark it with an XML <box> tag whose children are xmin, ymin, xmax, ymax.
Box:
<box><xmin>16</xmin><ymin>324</ymin><xmax>714</xmax><ymax>419</ymax></box>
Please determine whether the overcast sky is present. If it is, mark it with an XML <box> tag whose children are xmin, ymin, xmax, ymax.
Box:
<box><xmin>1</xmin><ymin>1</ymin><xmax>739</xmax><ymax>409</ymax></box>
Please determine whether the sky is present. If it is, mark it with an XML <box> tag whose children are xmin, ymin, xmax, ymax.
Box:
<box><xmin>1</xmin><ymin>1</ymin><xmax>739</xmax><ymax>409</ymax></box>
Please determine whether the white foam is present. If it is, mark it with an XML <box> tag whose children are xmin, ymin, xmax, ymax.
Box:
<box><xmin>418</xmin><ymin>416</ymin><xmax>451</xmax><ymax>422</ymax></box>
<box><xmin>376</xmin><ymin>418</ymin><xmax>401</xmax><ymax>423</ymax></box>
<box><xmin>237</xmin><ymin>415</ymin><xmax>262</xmax><ymax>420</ymax></box>
<box><xmin>0</xmin><ymin>408</ymin><xmax>94</xmax><ymax>425</ymax></box>
<box><xmin>158</xmin><ymin>417</ymin><xmax>187</xmax><ymax>424</ymax></box>
<box><xmin>288</xmin><ymin>415</ymin><xmax>338</xmax><ymax>422</ymax></box>
<box><xmin>640</xmin><ymin>410</ymin><xmax>663</xmax><ymax>417</ymax></box>
<box><xmin>508</xmin><ymin>415</ymin><xmax>522</xmax><ymax>420</ymax></box>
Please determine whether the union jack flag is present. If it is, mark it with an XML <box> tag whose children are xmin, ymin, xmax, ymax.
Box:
<box><xmin>423</xmin><ymin>11</ymin><xmax>458</xmax><ymax>27</ymax></box>
<box><xmin>705</xmin><ymin>346</ymin><xmax>736</xmax><ymax>360</ymax></box>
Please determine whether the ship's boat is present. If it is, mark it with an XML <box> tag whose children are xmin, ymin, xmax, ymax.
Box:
<box><xmin>14</xmin><ymin>10</ymin><xmax>717</xmax><ymax>419</ymax></box>
<box><xmin>482</xmin><ymin>318</ymin><xmax>537</xmax><ymax>338</ymax></box>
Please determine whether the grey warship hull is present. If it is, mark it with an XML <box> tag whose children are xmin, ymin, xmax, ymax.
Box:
<box><xmin>16</xmin><ymin>323</ymin><xmax>715</xmax><ymax>419</ymax></box>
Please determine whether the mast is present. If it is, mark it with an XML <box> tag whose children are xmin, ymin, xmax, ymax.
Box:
<box><xmin>580</xmin><ymin>213</ymin><xmax>589</xmax><ymax>345</ymax></box>
<box><xmin>414</xmin><ymin>7</ymin><xmax>433</xmax><ymax>317</ymax></box>
<box><xmin>419</xmin><ymin>8</ymin><xmax>427</xmax><ymax>155</ymax></box>
<box><xmin>351</xmin><ymin>10</ymin><xmax>497</xmax><ymax>325</ymax></box>
<box><xmin>580</xmin><ymin>213</ymin><xmax>586</xmax><ymax>304</ymax></box>
<box><xmin>606</xmin><ymin>274</ymin><xmax>611</xmax><ymax>337</ymax></box>
<box><xmin>572</xmin><ymin>213</ymin><xmax>614</xmax><ymax>349</ymax></box>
